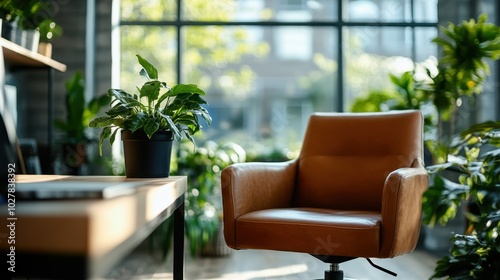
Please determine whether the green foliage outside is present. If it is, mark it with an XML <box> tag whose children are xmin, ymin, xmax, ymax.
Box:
<box><xmin>119</xmin><ymin>0</ymin><xmax>269</xmax><ymax>100</ymax></box>
<box><xmin>149</xmin><ymin>140</ymin><xmax>246</xmax><ymax>258</ymax></box>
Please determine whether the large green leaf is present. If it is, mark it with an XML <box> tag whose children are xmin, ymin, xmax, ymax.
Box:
<box><xmin>88</xmin><ymin>116</ymin><xmax>116</xmax><ymax>128</ymax></box>
<box><xmin>169</xmin><ymin>84</ymin><xmax>206</xmax><ymax>96</ymax></box>
<box><xmin>127</xmin><ymin>112</ymin><xmax>147</xmax><ymax>132</ymax></box>
<box><xmin>187</xmin><ymin>93</ymin><xmax>208</xmax><ymax>104</ymax></box>
<box><xmin>109</xmin><ymin>128</ymin><xmax>120</xmax><ymax>149</ymax></box>
<box><xmin>98</xmin><ymin>126</ymin><xmax>112</xmax><ymax>155</ymax></box>
<box><xmin>105</xmin><ymin>105</ymin><xmax>132</xmax><ymax>117</ymax></box>
<box><xmin>108</xmin><ymin>88</ymin><xmax>133</xmax><ymax>103</ymax></box>
<box><xmin>158</xmin><ymin>111</ymin><xmax>181</xmax><ymax>140</ymax></box>
<box><xmin>191</xmin><ymin>108</ymin><xmax>212</xmax><ymax>126</ymax></box>
<box><xmin>136</xmin><ymin>54</ymin><xmax>158</xmax><ymax>80</ymax></box>
<box><xmin>422</xmin><ymin>174</ymin><xmax>470</xmax><ymax>226</ymax></box>
<box><xmin>155</xmin><ymin>90</ymin><xmax>172</xmax><ymax>111</ymax></box>
<box><xmin>143</xmin><ymin>118</ymin><xmax>160</xmax><ymax>138</ymax></box>
<box><xmin>139</xmin><ymin>80</ymin><xmax>163</xmax><ymax>105</ymax></box>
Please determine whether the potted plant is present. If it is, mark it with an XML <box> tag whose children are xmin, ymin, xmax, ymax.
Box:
<box><xmin>54</xmin><ymin>71</ymin><xmax>110</xmax><ymax>174</ymax></box>
<box><xmin>1</xmin><ymin>0</ymin><xmax>41</xmax><ymax>51</ymax></box>
<box><xmin>178</xmin><ymin>141</ymin><xmax>246</xmax><ymax>256</ymax></box>
<box><xmin>0</xmin><ymin>1</ymin><xmax>62</xmax><ymax>54</ymax></box>
<box><xmin>422</xmin><ymin>121</ymin><xmax>500</xmax><ymax>279</ymax></box>
<box><xmin>89</xmin><ymin>54</ymin><xmax>212</xmax><ymax>177</ymax></box>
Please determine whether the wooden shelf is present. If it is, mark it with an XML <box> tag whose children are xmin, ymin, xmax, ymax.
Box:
<box><xmin>0</xmin><ymin>37</ymin><xmax>66</xmax><ymax>72</ymax></box>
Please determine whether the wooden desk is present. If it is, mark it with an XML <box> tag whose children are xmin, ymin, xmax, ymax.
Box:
<box><xmin>0</xmin><ymin>175</ymin><xmax>186</xmax><ymax>280</ymax></box>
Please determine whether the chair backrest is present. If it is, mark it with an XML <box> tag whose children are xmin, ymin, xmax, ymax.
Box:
<box><xmin>293</xmin><ymin>110</ymin><xmax>423</xmax><ymax>211</ymax></box>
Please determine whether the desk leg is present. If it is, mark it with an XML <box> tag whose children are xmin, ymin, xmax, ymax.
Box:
<box><xmin>173</xmin><ymin>200</ymin><xmax>184</xmax><ymax>280</ymax></box>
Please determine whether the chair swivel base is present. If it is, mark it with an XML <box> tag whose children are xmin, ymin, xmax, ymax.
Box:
<box><xmin>312</xmin><ymin>263</ymin><xmax>344</xmax><ymax>280</ymax></box>
<box><xmin>323</xmin><ymin>265</ymin><xmax>343</xmax><ymax>280</ymax></box>
<box><xmin>312</xmin><ymin>255</ymin><xmax>396</xmax><ymax>280</ymax></box>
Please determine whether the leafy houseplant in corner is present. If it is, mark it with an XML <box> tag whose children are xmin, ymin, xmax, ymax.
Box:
<box><xmin>54</xmin><ymin>71</ymin><xmax>110</xmax><ymax>175</ymax></box>
<box><xmin>176</xmin><ymin>141</ymin><xmax>246</xmax><ymax>257</ymax></box>
<box><xmin>422</xmin><ymin>121</ymin><xmax>500</xmax><ymax>279</ymax></box>
<box><xmin>89</xmin><ymin>55</ymin><xmax>211</xmax><ymax>178</ymax></box>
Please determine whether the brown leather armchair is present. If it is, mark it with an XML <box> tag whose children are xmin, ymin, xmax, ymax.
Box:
<box><xmin>221</xmin><ymin>110</ymin><xmax>429</xmax><ymax>280</ymax></box>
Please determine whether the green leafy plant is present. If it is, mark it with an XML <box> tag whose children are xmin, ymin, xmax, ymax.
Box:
<box><xmin>422</xmin><ymin>121</ymin><xmax>500</xmax><ymax>279</ymax></box>
<box><xmin>0</xmin><ymin>1</ymin><xmax>63</xmax><ymax>44</ymax></box>
<box><xmin>148</xmin><ymin>140</ymin><xmax>246</xmax><ymax>258</ymax></box>
<box><xmin>421</xmin><ymin>14</ymin><xmax>500</xmax><ymax>141</ymax></box>
<box><xmin>418</xmin><ymin>14</ymin><xmax>500</xmax><ymax>279</ymax></box>
<box><xmin>177</xmin><ymin>141</ymin><xmax>246</xmax><ymax>257</ymax></box>
<box><xmin>89</xmin><ymin>54</ymin><xmax>212</xmax><ymax>154</ymax></box>
<box><xmin>55</xmin><ymin>71</ymin><xmax>110</xmax><ymax>144</ymax></box>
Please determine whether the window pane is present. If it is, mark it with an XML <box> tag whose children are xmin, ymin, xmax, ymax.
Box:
<box><xmin>479</xmin><ymin>0</ymin><xmax>498</xmax><ymax>122</ymax></box>
<box><xmin>479</xmin><ymin>0</ymin><xmax>496</xmax><ymax>21</ymax></box>
<box><xmin>345</xmin><ymin>27</ymin><xmax>415</xmax><ymax>110</ymax></box>
<box><xmin>182</xmin><ymin>26</ymin><xmax>336</xmax><ymax>144</ymax></box>
<box><xmin>414</xmin><ymin>0</ymin><xmax>437</xmax><ymax>22</ymax></box>
<box><xmin>119</xmin><ymin>26</ymin><xmax>177</xmax><ymax>91</ymax></box>
<box><xmin>120</xmin><ymin>0</ymin><xmax>177</xmax><ymax>21</ymax></box>
<box><xmin>182</xmin><ymin>0</ymin><xmax>338</xmax><ymax>21</ymax></box>
<box><xmin>345</xmin><ymin>0</ymin><xmax>411</xmax><ymax>22</ymax></box>
<box><xmin>415</xmin><ymin>27</ymin><xmax>437</xmax><ymax>62</ymax></box>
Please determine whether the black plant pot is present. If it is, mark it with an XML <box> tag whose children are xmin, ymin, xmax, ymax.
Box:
<box><xmin>121</xmin><ymin>130</ymin><xmax>173</xmax><ymax>178</ymax></box>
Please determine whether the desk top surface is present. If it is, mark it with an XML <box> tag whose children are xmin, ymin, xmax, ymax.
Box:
<box><xmin>0</xmin><ymin>175</ymin><xmax>187</xmax><ymax>278</ymax></box>
<box><xmin>14</xmin><ymin>174</ymin><xmax>186</xmax><ymax>201</ymax></box>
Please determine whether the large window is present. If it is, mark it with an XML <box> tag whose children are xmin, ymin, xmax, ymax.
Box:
<box><xmin>116</xmin><ymin>0</ymin><xmax>438</xmax><ymax>149</ymax></box>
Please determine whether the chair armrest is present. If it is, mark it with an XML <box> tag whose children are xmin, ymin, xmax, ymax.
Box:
<box><xmin>221</xmin><ymin>160</ymin><xmax>298</xmax><ymax>247</ymax></box>
<box><xmin>379</xmin><ymin>166</ymin><xmax>429</xmax><ymax>258</ymax></box>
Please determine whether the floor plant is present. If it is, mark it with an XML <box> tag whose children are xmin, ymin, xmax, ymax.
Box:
<box><xmin>149</xmin><ymin>140</ymin><xmax>246</xmax><ymax>258</ymax></box>
<box><xmin>422</xmin><ymin>121</ymin><xmax>500</xmax><ymax>279</ymax></box>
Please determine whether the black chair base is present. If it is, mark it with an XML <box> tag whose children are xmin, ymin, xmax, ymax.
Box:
<box><xmin>311</xmin><ymin>255</ymin><xmax>397</xmax><ymax>280</ymax></box>
<box><xmin>323</xmin><ymin>268</ymin><xmax>344</xmax><ymax>280</ymax></box>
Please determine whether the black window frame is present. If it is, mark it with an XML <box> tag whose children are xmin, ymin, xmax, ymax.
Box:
<box><xmin>118</xmin><ymin>0</ymin><xmax>438</xmax><ymax>112</ymax></box>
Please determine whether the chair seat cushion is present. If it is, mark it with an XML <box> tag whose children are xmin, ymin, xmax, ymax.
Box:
<box><xmin>234</xmin><ymin>208</ymin><xmax>382</xmax><ymax>258</ymax></box>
